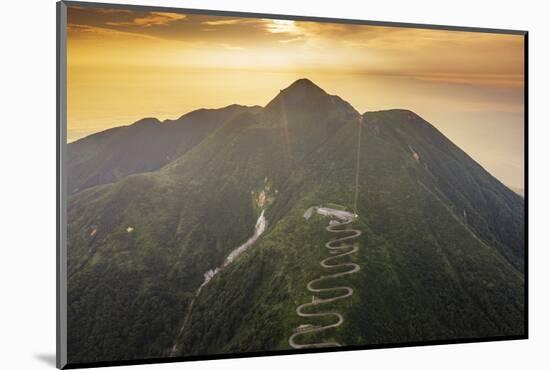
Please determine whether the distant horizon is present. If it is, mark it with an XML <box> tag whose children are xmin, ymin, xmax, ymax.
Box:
<box><xmin>67</xmin><ymin>6</ymin><xmax>525</xmax><ymax>189</ymax></box>
<box><xmin>67</xmin><ymin>77</ymin><xmax>525</xmax><ymax>191</ymax></box>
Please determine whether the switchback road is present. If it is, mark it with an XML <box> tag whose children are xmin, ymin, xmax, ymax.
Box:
<box><xmin>289</xmin><ymin>208</ymin><xmax>361</xmax><ymax>349</ymax></box>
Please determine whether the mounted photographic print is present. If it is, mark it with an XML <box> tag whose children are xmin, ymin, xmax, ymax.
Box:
<box><xmin>56</xmin><ymin>1</ymin><xmax>528</xmax><ymax>368</ymax></box>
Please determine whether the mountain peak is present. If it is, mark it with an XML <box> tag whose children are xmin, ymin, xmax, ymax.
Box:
<box><xmin>263</xmin><ymin>78</ymin><xmax>360</xmax><ymax>121</ymax></box>
<box><xmin>130</xmin><ymin>117</ymin><xmax>161</xmax><ymax>128</ymax></box>
<box><xmin>289</xmin><ymin>78</ymin><xmax>318</xmax><ymax>87</ymax></box>
<box><xmin>265</xmin><ymin>78</ymin><xmax>330</xmax><ymax>111</ymax></box>
<box><xmin>282</xmin><ymin>78</ymin><xmax>327</xmax><ymax>95</ymax></box>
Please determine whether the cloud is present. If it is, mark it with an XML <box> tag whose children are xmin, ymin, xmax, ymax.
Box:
<box><xmin>263</xmin><ymin>19</ymin><xmax>300</xmax><ymax>34</ymax></box>
<box><xmin>69</xmin><ymin>5</ymin><xmax>133</xmax><ymax>14</ymax></box>
<box><xmin>67</xmin><ymin>7</ymin><xmax>524</xmax><ymax>85</ymax></box>
<box><xmin>279</xmin><ymin>37</ymin><xmax>304</xmax><ymax>44</ymax></box>
<box><xmin>202</xmin><ymin>19</ymin><xmax>243</xmax><ymax>26</ymax></box>
<box><xmin>94</xmin><ymin>8</ymin><xmax>133</xmax><ymax>14</ymax></box>
<box><xmin>201</xmin><ymin>18</ymin><xmax>304</xmax><ymax>37</ymax></box>
<box><xmin>106</xmin><ymin>12</ymin><xmax>186</xmax><ymax>27</ymax></box>
<box><xmin>67</xmin><ymin>24</ymin><xmax>160</xmax><ymax>41</ymax></box>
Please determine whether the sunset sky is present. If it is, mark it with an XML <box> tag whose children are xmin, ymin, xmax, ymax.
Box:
<box><xmin>66</xmin><ymin>5</ymin><xmax>525</xmax><ymax>189</ymax></box>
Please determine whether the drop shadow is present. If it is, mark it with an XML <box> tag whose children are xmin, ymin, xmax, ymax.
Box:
<box><xmin>34</xmin><ymin>353</ymin><xmax>56</xmax><ymax>367</ymax></box>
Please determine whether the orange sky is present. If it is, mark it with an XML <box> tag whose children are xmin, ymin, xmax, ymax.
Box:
<box><xmin>66</xmin><ymin>5</ymin><xmax>525</xmax><ymax>189</ymax></box>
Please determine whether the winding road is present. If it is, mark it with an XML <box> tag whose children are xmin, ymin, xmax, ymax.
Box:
<box><xmin>289</xmin><ymin>209</ymin><xmax>361</xmax><ymax>349</ymax></box>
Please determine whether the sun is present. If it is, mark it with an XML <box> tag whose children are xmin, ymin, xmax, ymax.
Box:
<box><xmin>264</xmin><ymin>19</ymin><xmax>299</xmax><ymax>34</ymax></box>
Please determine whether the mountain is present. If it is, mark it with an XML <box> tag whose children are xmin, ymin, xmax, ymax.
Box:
<box><xmin>511</xmin><ymin>187</ymin><xmax>525</xmax><ymax>197</ymax></box>
<box><xmin>67</xmin><ymin>104</ymin><xmax>261</xmax><ymax>194</ymax></box>
<box><xmin>66</xmin><ymin>79</ymin><xmax>525</xmax><ymax>364</ymax></box>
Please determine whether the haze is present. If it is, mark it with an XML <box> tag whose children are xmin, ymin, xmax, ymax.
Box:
<box><xmin>67</xmin><ymin>6</ymin><xmax>524</xmax><ymax>189</ymax></box>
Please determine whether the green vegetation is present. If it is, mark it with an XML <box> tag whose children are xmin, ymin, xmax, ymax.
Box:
<box><xmin>67</xmin><ymin>104</ymin><xmax>261</xmax><ymax>194</ymax></box>
<box><xmin>67</xmin><ymin>79</ymin><xmax>524</xmax><ymax>364</ymax></box>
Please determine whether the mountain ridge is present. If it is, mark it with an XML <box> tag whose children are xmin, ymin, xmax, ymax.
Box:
<box><xmin>67</xmin><ymin>104</ymin><xmax>262</xmax><ymax>194</ymax></box>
